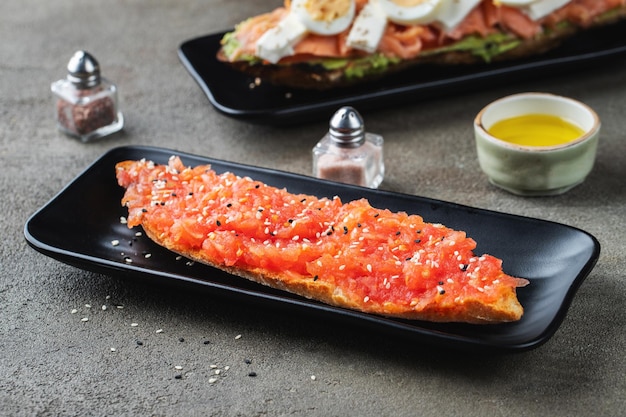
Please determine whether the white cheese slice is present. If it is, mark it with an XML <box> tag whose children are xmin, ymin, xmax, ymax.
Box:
<box><xmin>524</xmin><ymin>0</ymin><xmax>571</xmax><ymax>20</ymax></box>
<box><xmin>256</xmin><ymin>13</ymin><xmax>308</xmax><ymax>64</ymax></box>
<box><xmin>436</xmin><ymin>0</ymin><xmax>483</xmax><ymax>31</ymax></box>
<box><xmin>346</xmin><ymin>0</ymin><xmax>388</xmax><ymax>53</ymax></box>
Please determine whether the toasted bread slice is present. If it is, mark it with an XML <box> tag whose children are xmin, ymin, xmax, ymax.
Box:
<box><xmin>117</xmin><ymin>158</ymin><xmax>528</xmax><ymax>324</ymax></box>
<box><xmin>217</xmin><ymin>3</ymin><xmax>626</xmax><ymax>90</ymax></box>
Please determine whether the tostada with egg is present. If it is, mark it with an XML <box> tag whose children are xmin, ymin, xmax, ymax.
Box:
<box><xmin>217</xmin><ymin>0</ymin><xmax>626</xmax><ymax>89</ymax></box>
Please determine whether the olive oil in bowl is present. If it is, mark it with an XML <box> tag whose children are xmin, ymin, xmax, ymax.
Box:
<box><xmin>487</xmin><ymin>114</ymin><xmax>585</xmax><ymax>147</ymax></box>
<box><xmin>474</xmin><ymin>92</ymin><xmax>601</xmax><ymax>196</ymax></box>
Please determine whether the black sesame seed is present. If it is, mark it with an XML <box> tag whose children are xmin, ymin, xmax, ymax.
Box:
<box><xmin>175</xmin><ymin>374</ymin><xmax>183</xmax><ymax>380</ymax></box>
<box><xmin>216</xmin><ymin>220</ymin><xmax>221</xmax><ymax>226</ymax></box>
<box><xmin>414</xmin><ymin>239</ymin><xmax>421</xmax><ymax>244</ymax></box>
<box><xmin>395</xmin><ymin>231</ymin><xmax>401</xmax><ymax>236</ymax></box>
<box><xmin>244</xmin><ymin>358</ymin><xmax>252</xmax><ymax>364</ymax></box>
<box><xmin>439</xmin><ymin>290</ymin><xmax>446</xmax><ymax>295</ymax></box>
<box><xmin>343</xmin><ymin>226</ymin><xmax>348</xmax><ymax>235</ymax></box>
<box><xmin>227</xmin><ymin>203</ymin><xmax>232</xmax><ymax>207</ymax></box>
<box><xmin>141</xmin><ymin>208</ymin><xmax>148</xmax><ymax>213</ymax></box>
<box><xmin>136</xmin><ymin>340</ymin><xmax>143</xmax><ymax>346</ymax></box>
<box><xmin>172</xmin><ymin>193</ymin><xmax>177</xmax><ymax>197</ymax></box>
<box><xmin>248</xmin><ymin>372</ymin><xmax>257</xmax><ymax>377</ymax></box>
<box><xmin>288</xmin><ymin>219</ymin><xmax>294</xmax><ymax>223</ymax></box>
<box><xmin>438</xmin><ymin>281</ymin><xmax>444</xmax><ymax>285</ymax></box>
<box><xmin>357</xmin><ymin>223</ymin><xmax>362</xmax><ymax>228</ymax></box>
<box><xmin>188</xmin><ymin>192</ymin><xmax>193</xmax><ymax>196</ymax></box>
<box><xmin>374</xmin><ymin>213</ymin><xmax>379</xmax><ymax>218</ymax></box>
<box><xmin>203</xmin><ymin>340</ymin><xmax>210</xmax><ymax>345</ymax></box>
<box><xmin>179</xmin><ymin>337</ymin><xmax>185</xmax><ymax>342</ymax></box>
<box><xmin>255</xmin><ymin>184</ymin><xmax>260</xmax><ymax>188</ymax></box>
<box><xmin>460</xmin><ymin>264</ymin><xmax>469</xmax><ymax>271</ymax></box>
<box><xmin>313</xmin><ymin>275</ymin><xmax>318</xmax><ymax>281</ymax></box>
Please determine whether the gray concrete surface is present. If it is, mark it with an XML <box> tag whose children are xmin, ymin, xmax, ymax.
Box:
<box><xmin>1</xmin><ymin>1</ymin><xmax>625</xmax><ymax>416</ymax></box>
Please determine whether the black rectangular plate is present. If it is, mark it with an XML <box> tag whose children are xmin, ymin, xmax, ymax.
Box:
<box><xmin>178</xmin><ymin>21</ymin><xmax>626</xmax><ymax>125</ymax></box>
<box><xmin>24</xmin><ymin>146</ymin><xmax>600</xmax><ymax>352</ymax></box>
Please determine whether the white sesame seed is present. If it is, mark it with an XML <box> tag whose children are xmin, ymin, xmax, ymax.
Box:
<box><xmin>85</xmin><ymin>304</ymin><xmax>91</xmax><ymax>308</ymax></box>
<box><xmin>363</xmin><ymin>296</ymin><xmax>370</xmax><ymax>303</ymax></box>
<box><xmin>366</xmin><ymin>264</ymin><xmax>372</xmax><ymax>273</ymax></box>
<box><xmin>224</xmin><ymin>366</ymin><xmax>230</xmax><ymax>371</ymax></box>
<box><xmin>131</xmin><ymin>323</ymin><xmax>139</xmax><ymax>327</ymax></box>
<box><xmin>215</xmin><ymin>369</ymin><xmax>221</xmax><ymax>375</ymax></box>
<box><xmin>120</xmin><ymin>217</ymin><xmax>127</xmax><ymax>224</ymax></box>
<box><xmin>210</xmin><ymin>364</ymin><xmax>218</xmax><ymax>369</ymax></box>
<box><xmin>111</xmin><ymin>240</ymin><xmax>120</xmax><ymax>246</ymax></box>
<box><xmin>81</xmin><ymin>317</ymin><xmax>89</xmax><ymax>322</ymax></box>
<box><xmin>70</xmin><ymin>309</ymin><xmax>78</xmax><ymax>314</ymax></box>
<box><xmin>339</xmin><ymin>265</ymin><xmax>346</xmax><ymax>271</ymax></box>
<box><xmin>209</xmin><ymin>378</ymin><xmax>218</xmax><ymax>384</ymax></box>
<box><xmin>101</xmin><ymin>305</ymin><xmax>107</xmax><ymax>311</ymax></box>
<box><xmin>156</xmin><ymin>329</ymin><xmax>164</xmax><ymax>333</ymax></box>
<box><xmin>174</xmin><ymin>365</ymin><xmax>183</xmax><ymax>370</ymax></box>
<box><xmin>311</xmin><ymin>375</ymin><xmax>316</xmax><ymax>381</ymax></box>
<box><xmin>110</xmin><ymin>348</ymin><xmax>116</xmax><ymax>352</ymax></box>
<box><xmin>235</xmin><ymin>334</ymin><xmax>242</xmax><ymax>340</ymax></box>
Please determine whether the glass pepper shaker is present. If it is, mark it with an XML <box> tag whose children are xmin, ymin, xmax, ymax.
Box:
<box><xmin>51</xmin><ymin>50</ymin><xmax>124</xmax><ymax>142</ymax></box>
<box><xmin>312</xmin><ymin>106</ymin><xmax>384</xmax><ymax>188</ymax></box>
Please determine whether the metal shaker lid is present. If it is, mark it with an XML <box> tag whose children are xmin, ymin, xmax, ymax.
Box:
<box><xmin>66</xmin><ymin>50</ymin><xmax>101</xmax><ymax>88</ymax></box>
<box><xmin>329</xmin><ymin>106</ymin><xmax>365</xmax><ymax>147</ymax></box>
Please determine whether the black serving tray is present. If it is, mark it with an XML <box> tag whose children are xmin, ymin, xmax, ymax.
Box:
<box><xmin>25</xmin><ymin>146</ymin><xmax>600</xmax><ymax>352</ymax></box>
<box><xmin>178</xmin><ymin>20</ymin><xmax>626</xmax><ymax>125</ymax></box>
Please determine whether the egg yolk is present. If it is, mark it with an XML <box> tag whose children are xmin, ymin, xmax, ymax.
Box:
<box><xmin>391</xmin><ymin>0</ymin><xmax>432</xmax><ymax>6</ymax></box>
<box><xmin>305</xmin><ymin>0</ymin><xmax>352</xmax><ymax>22</ymax></box>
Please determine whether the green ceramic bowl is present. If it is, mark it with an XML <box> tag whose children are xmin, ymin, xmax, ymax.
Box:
<box><xmin>474</xmin><ymin>92</ymin><xmax>600</xmax><ymax>196</ymax></box>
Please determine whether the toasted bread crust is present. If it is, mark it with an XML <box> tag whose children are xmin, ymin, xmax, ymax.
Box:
<box><xmin>143</xmin><ymin>226</ymin><xmax>523</xmax><ymax>324</ymax></box>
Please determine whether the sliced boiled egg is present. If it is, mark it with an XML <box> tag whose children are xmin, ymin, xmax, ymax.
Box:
<box><xmin>377</xmin><ymin>0</ymin><xmax>444</xmax><ymax>25</ymax></box>
<box><xmin>256</xmin><ymin>0</ymin><xmax>356</xmax><ymax>63</ymax></box>
<box><xmin>291</xmin><ymin>0</ymin><xmax>356</xmax><ymax>35</ymax></box>
<box><xmin>498</xmin><ymin>0</ymin><xmax>571</xmax><ymax>20</ymax></box>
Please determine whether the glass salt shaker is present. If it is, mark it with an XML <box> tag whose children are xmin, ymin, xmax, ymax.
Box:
<box><xmin>51</xmin><ymin>50</ymin><xmax>124</xmax><ymax>142</ymax></box>
<box><xmin>312</xmin><ymin>106</ymin><xmax>384</xmax><ymax>188</ymax></box>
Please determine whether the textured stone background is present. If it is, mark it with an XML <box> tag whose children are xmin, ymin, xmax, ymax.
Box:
<box><xmin>1</xmin><ymin>1</ymin><xmax>624</xmax><ymax>415</ymax></box>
